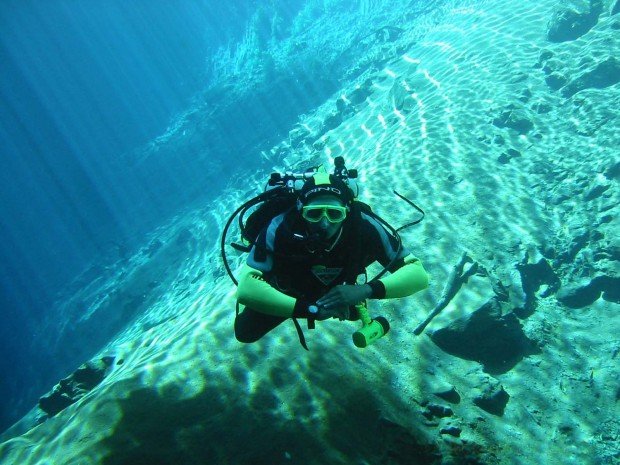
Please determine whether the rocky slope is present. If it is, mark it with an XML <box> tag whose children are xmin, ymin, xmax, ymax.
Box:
<box><xmin>0</xmin><ymin>0</ymin><xmax>618</xmax><ymax>464</ymax></box>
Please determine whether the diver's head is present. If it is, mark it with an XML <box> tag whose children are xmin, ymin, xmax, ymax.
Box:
<box><xmin>298</xmin><ymin>173</ymin><xmax>353</xmax><ymax>241</ymax></box>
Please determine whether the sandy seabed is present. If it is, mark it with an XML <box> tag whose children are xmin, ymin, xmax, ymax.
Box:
<box><xmin>1</xmin><ymin>0</ymin><xmax>618</xmax><ymax>464</ymax></box>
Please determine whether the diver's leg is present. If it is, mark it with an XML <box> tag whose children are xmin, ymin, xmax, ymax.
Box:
<box><xmin>234</xmin><ymin>307</ymin><xmax>287</xmax><ymax>343</ymax></box>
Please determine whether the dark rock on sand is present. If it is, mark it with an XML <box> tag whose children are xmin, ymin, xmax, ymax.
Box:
<box><xmin>144</xmin><ymin>239</ymin><xmax>164</xmax><ymax>258</ymax></box>
<box><xmin>429</xmin><ymin>299</ymin><xmax>538</xmax><ymax>374</ymax></box>
<box><xmin>433</xmin><ymin>386</ymin><xmax>461</xmax><ymax>404</ymax></box>
<box><xmin>532</xmin><ymin>101</ymin><xmax>552</xmax><ymax>114</ymax></box>
<box><xmin>323</xmin><ymin>112</ymin><xmax>343</xmax><ymax>131</ymax></box>
<box><xmin>473</xmin><ymin>384</ymin><xmax>510</xmax><ymax>416</ymax></box>
<box><xmin>346</xmin><ymin>79</ymin><xmax>373</xmax><ymax>106</ymax></box>
<box><xmin>175</xmin><ymin>228</ymin><xmax>195</xmax><ymax>248</ymax></box>
<box><xmin>288</xmin><ymin>124</ymin><xmax>312</xmax><ymax>147</ymax></box>
<box><xmin>597</xmin><ymin>276</ymin><xmax>620</xmax><ymax>303</ymax></box>
<box><xmin>439</xmin><ymin>425</ymin><xmax>462</xmax><ymax>437</ymax></box>
<box><xmin>584</xmin><ymin>181</ymin><xmax>611</xmax><ymax>201</ymax></box>
<box><xmin>423</xmin><ymin>404</ymin><xmax>454</xmax><ymax>420</ymax></box>
<box><xmin>39</xmin><ymin>356</ymin><xmax>114</xmax><ymax>417</ymax></box>
<box><xmin>556</xmin><ymin>279</ymin><xmax>602</xmax><ymax>308</ymax></box>
<box><xmin>555</xmin><ymin>223</ymin><xmax>591</xmax><ymax>264</ymax></box>
<box><xmin>547</xmin><ymin>0</ymin><xmax>604</xmax><ymax>43</ymax></box>
<box><xmin>562</xmin><ymin>57</ymin><xmax>620</xmax><ymax>98</ymax></box>
<box><xmin>515</xmin><ymin>250</ymin><xmax>560</xmax><ymax>317</ymax></box>
<box><xmin>556</xmin><ymin>275</ymin><xmax>620</xmax><ymax>308</ymax></box>
<box><xmin>492</xmin><ymin>109</ymin><xmax>533</xmax><ymax>134</ymax></box>
<box><xmin>497</xmin><ymin>148</ymin><xmax>521</xmax><ymax>164</ymax></box>
<box><xmin>545</xmin><ymin>73</ymin><xmax>568</xmax><ymax>91</ymax></box>
<box><xmin>604</xmin><ymin>159</ymin><xmax>620</xmax><ymax>180</ymax></box>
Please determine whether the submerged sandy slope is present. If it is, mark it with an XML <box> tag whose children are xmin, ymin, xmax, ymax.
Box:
<box><xmin>1</xmin><ymin>0</ymin><xmax>618</xmax><ymax>464</ymax></box>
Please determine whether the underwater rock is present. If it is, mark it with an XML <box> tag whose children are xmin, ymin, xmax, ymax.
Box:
<box><xmin>492</xmin><ymin>134</ymin><xmax>505</xmax><ymax>145</ymax></box>
<box><xmin>389</xmin><ymin>81</ymin><xmax>416</xmax><ymax>112</ymax></box>
<box><xmin>536</xmin><ymin>49</ymin><xmax>554</xmax><ymax>69</ymax></box>
<box><xmin>554</xmin><ymin>274</ymin><xmax>619</xmax><ymax>308</ymax></box>
<box><xmin>335</xmin><ymin>96</ymin><xmax>350</xmax><ymax>113</ymax></box>
<box><xmin>556</xmin><ymin>279</ymin><xmax>601</xmax><ymax>308</ymax></box>
<box><xmin>518</xmin><ymin>88</ymin><xmax>532</xmax><ymax>103</ymax></box>
<box><xmin>175</xmin><ymin>228</ymin><xmax>195</xmax><ymax>248</ymax></box>
<box><xmin>144</xmin><ymin>239</ymin><xmax>164</xmax><ymax>258</ymax></box>
<box><xmin>422</xmin><ymin>404</ymin><xmax>454</xmax><ymax>420</ymax></box>
<box><xmin>547</xmin><ymin>1</ymin><xmax>603</xmax><ymax>43</ymax></box>
<box><xmin>335</xmin><ymin>97</ymin><xmax>357</xmax><ymax>121</ymax></box>
<box><xmin>596</xmin><ymin>275</ymin><xmax>620</xmax><ymax>303</ymax></box>
<box><xmin>604</xmin><ymin>160</ymin><xmax>620</xmax><ymax>179</ymax></box>
<box><xmin>473</xmin><ymin>383</ymin><xmax>510</xmax><ymax>416</ymax></box>
<box><xmin>38</xmin><ymin>392</ymin><xmax>74</xmax><ymax>418</ymax></box>
<box><xmin>439</xmin><ymin>425</ymin><xmax>462</xmax><ymax>437</ymax></box>
<box><xmin>532</xmin><ymin>101</ymin><xmax>552</xmax><ymax>114</ymax></box>
<box><xmin>433</xmin><ymin>385</ymin><xmax>461</xmax><ymax>404</ymax></box>
<box><xmin>38</xmin><ymin>356</ymin><xmax>115</xmax><ymax>417</ymax></box>
<box><xmin>562</xmin><ymin>57</ymin><xmax>620</xmax><ymax>98</ymax></box>
<box><xmin>515</xmin><ymin>249</ymin><xmax>561</xmax><ymax>316</ymax></box>
<box><xmin>492</xmin><ymin>109</ymin><xmax>533</xmax><ymax>134</ymax></box>
<box><xmin>288</xmin><ymin>124</ymin><xmax>312</xmax><ymax>147</ymax></box>
<box><xmin>497</xmin><ymin>148</ymin><xmax>521</xmax><ymax>164</ymax></box>
<box><xmin>429</xmin><ymin>299</ymin><xmax>537</xmax><ymax>374</ymax></box>
<box><xmin>545</xmin><ymin>73</ymin><xmax>568</xmax><ymax>91</ymax></box>
<box><xmin>346</xmin><ymin>79</ymin><xmax>373</xmax><ymax>105</ymax></box>
<box><xmin>322</xmin><ymin>112</ymin><xmax>343</xmax><ymax>131</ymax></box>
<box><xmin>584</xmin><ymin>181</ymin><xmax>611</xmax><ymax>201</ymax></box>
<box><xmin>556</xmin><ymin>222</ymin><xmax>591</xmax><ymax>264</ymax></box>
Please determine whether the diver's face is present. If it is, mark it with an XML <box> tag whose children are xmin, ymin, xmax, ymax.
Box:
<box><xmin>302</xmin><ymin>195</ymin><xmax>347</xmax><ymax>240</ymax></box>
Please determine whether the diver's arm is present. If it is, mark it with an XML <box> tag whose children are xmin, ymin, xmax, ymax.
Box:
<box><xmin>236</xmin><ymin>265</ymin><xmax>310</xmax><ymax>317</ymax></box>
<box><xmin>360</xmin><ymin>213</ymin><xmax>428</xmax><ymax>299</ymax></box>
<box><xmin>368</xmin><ymin>254</ymin><xmax>429</xmax><ymax>299</ymax></box>
<box><xmin>315</xmin><ymin>255</ymin><xmax>428</xmax><ymax>310</ymax></box>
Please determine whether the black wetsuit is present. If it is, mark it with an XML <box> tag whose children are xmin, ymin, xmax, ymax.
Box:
<box><xmin>234</xmin><ymin>205</ymin><xmax>408</xmax><ymax>342</ymax></box>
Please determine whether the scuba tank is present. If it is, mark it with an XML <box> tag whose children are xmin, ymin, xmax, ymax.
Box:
<box><xmin>222</xmin><ymin>157</ymin><xmax>359</xmax><ymax>264</ymax></box>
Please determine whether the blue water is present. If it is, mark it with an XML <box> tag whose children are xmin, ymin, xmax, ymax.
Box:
<box><xmin>0</xmin><ymin>0</ymin><xmax>316</xmax><ymax>432</ymax></box>
<box><xmin>0</xmin><ymin>1</ymin><xmax>191</xmax><ymax>429</ymax></box>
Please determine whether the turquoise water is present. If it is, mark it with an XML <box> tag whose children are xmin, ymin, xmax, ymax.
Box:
<box><xmin>0</xmin><ymin>0</ymin><xmax>618</xmax><ymax>464</ymax></box>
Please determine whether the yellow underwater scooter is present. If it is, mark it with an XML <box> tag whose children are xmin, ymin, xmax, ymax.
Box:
<box><xmin>351</xmin><ymin>301</ymin><xmax>390</xmax><ymax>348</ymax></box>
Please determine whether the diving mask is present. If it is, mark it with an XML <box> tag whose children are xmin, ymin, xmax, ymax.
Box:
<box><xmin>301</xmin><ymin>205</ymin><xmax>348</xmax><ymax>223</ymax></box>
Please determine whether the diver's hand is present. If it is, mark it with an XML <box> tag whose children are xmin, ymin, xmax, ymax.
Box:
<box><xmin>316</xmin><ymin>285</ymin><xmax>372</xmax><ymax>312</ymax></box>
<box><xmin>312</xmin><ymin>309</ymin><xmax>331</xmax><ymax>321</ymax></box>
<box><xmin>314</xmin><ymin>305</ymin><xmax>354</xmax><ymax>321</ymax></box>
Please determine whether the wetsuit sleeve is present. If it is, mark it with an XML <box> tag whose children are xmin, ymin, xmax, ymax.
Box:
<box><xmin>236</xmin><ymin>265</ymin><xmax>311</xmax><ymax>318</ymax></box>
<box><xmin>369</xmin><ymin>254</ymin><xmax>429</xmax><ymax>299</ymax></box>
<box><xmin>359</xmin><ymin>212</ymin><xmax>429</xmax><ymax>299</ymax></box>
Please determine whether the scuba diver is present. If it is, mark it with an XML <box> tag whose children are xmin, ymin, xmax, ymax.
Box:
<box><xmin>221</xmin><ymin>157</ymin><xmax>429</xmax><ymax>349</ymax></box>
